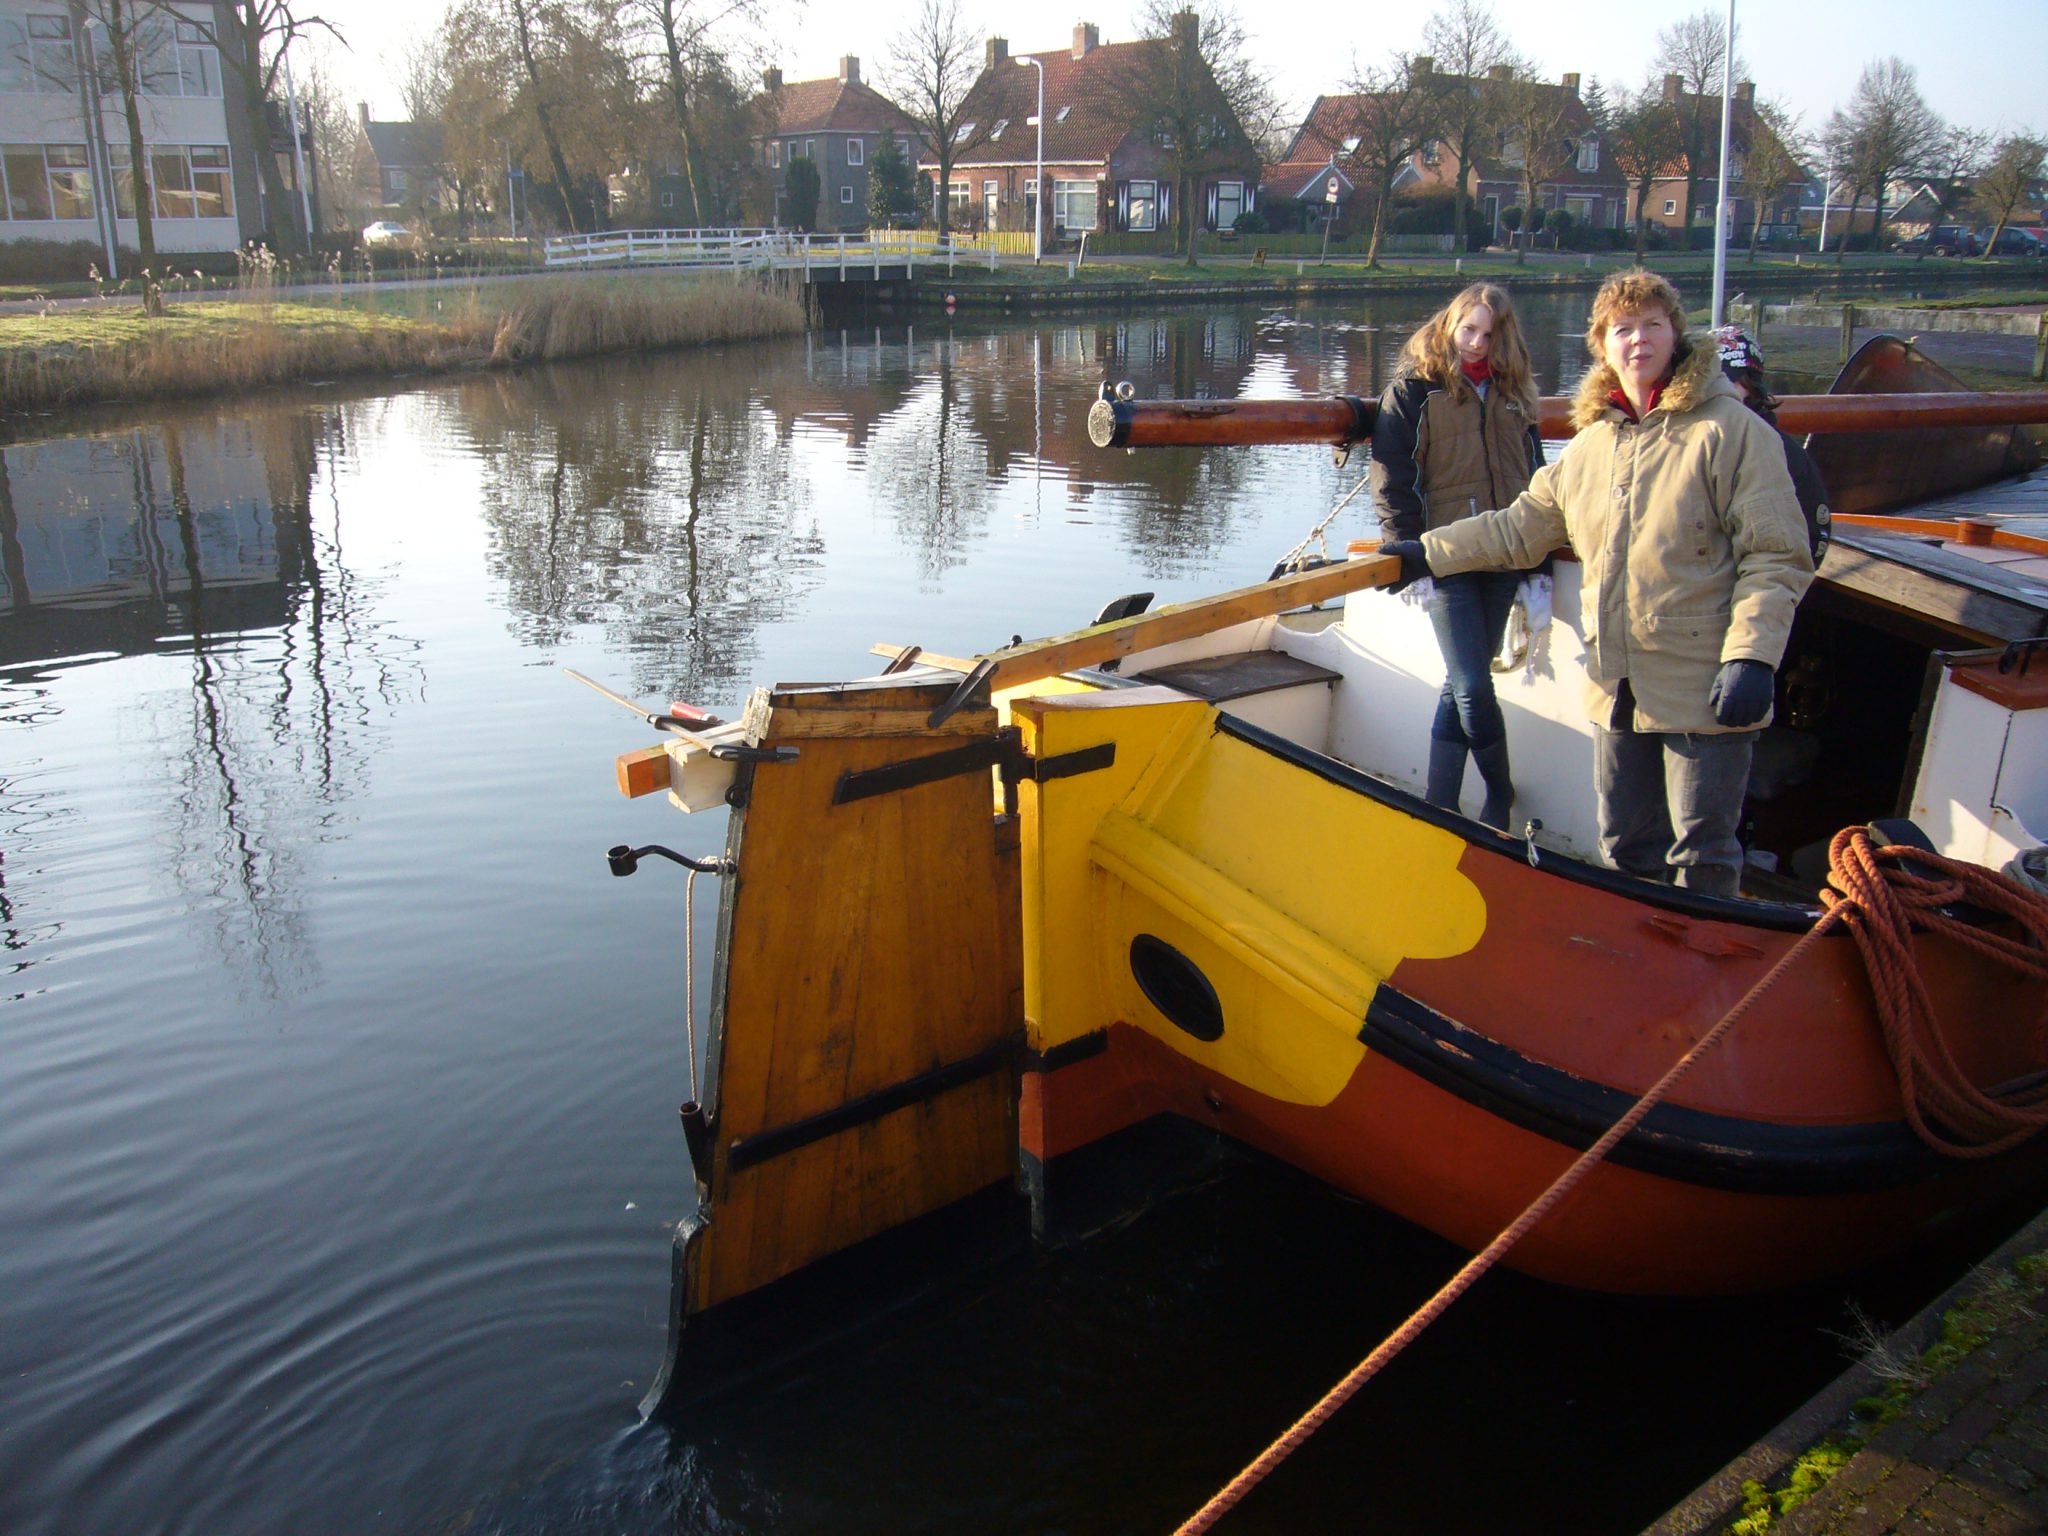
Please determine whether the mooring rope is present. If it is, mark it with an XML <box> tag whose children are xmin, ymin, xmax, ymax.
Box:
<box><xmin>683</xmin><ymin>866</ymin><xmax>704</xmax><ymax>1105</ymax></box>
<box><xmin>1271</xmin><ymin>475</ymin><xmax>1373</xmax><ymax>573</ymax></box>
<box><xmin>1172</xmin><ymin>827</ymin><xmax>2048</xmax><ymax>1535</ymax></box>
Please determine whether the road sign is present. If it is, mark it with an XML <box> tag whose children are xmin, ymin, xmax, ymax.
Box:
<box><xmin>1325</xmin><ymin>177</ymin><xmax>1339</xmax><ymax>203</ymax></box>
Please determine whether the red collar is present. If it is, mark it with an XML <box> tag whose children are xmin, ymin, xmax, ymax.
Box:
<box><xmin>1608</xmin><ymin>383</ymin><xmax>1665</xmax><ymax>422</ymax></box>
<box><xmin>1459</xmin><ymin>357</ymin><xmax>1492</xmax><ymax>385</ymax></box>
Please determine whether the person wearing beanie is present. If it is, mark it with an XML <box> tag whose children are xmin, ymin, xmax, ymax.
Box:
<box><xmin>1379</xmin><ymin>271</ymin><xmax>1814</xmax><ymax>898</ymax></box>
<box><xmin>1369</xmin><ymin>283</ymin><xmax>1546</xmax><ymax>830</ymax></box>
<box><xmin>1710</xmin><ymin>324</ymin><xmax>1831</xmax><ymax>567</ymax></box>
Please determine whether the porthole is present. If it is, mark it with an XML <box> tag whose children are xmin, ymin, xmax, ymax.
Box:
<box><xmin>1129</xmin><ymin>934</ymin><xmax>1224</xmax><ymax>1042</ymax></box>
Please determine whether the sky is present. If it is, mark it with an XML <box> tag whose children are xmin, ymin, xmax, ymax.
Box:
<box><xmin>311</xmin><ymin>0</ymin><xmax>2043</xmax><ymax>145</ymax></box>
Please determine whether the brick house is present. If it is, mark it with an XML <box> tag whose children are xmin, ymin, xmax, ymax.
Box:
<box><xmin>921</xmin><ymin>21</ymin><xmax>1263</xmax><ymax>244</ymax></box>
<box><xmin>357</xmin><ymin>106</ymin><xmax>449</xmax><ymax>217</ymax></box>
<box><xmin>1639</xmin><ymin>77</ymin><xmax>1811</xmax><ymax>241</ymax></box>
<box><xmin>1393</xmin><ymin>62</ymin><xmax>1629</xmax><ymax>242</ymax></box>
<box><xmin>754</xmin><ymin>56</ymin><xmax>923</xmax><ymax>231</ymax></box>
<box><xmin>1260</xmin><ymin>99</ymin><xmax>1364</xmax><ymax>235</ymax></box>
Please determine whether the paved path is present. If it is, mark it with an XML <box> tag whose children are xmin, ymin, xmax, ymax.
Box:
<box><xmin>1648</xmin><ymin>1208</ymin><xmax>2048</xmax><ymax>1536</ymax></box>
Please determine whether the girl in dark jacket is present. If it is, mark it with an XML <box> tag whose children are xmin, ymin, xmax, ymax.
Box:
<box><xmin>1370</xmin><ymin>282</ymin><xmax>1545</xmax><ymax>829</ymax></box>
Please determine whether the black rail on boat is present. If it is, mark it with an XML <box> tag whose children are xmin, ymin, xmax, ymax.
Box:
<box><xmin>1360</xmin><ymin>985</ymin><xmax>1942</xmax><ymax>1196</ymax></box>
<box><xmin>1213</xmin><ymin>713</ymin><xmax>1824</xmax><ymax>933</ymax></box>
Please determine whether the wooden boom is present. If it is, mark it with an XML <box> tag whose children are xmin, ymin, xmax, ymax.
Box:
<box><xmin>1086</xmin><ymin>389</ymin><xmax>2048</xmax><ymax>450</ymax></box>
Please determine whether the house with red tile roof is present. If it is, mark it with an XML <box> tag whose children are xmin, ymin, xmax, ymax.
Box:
<box><xmin>919</xmin><ymin>21</ymin><xmax>1262</xmax><ymax>246</ymax></box>
<box><xmin>754</xmin><ymin>57</ymin><xmax>926</xmax><ymax>231</ymax></box>
<box><xmin>1637</xmin><ymin>76</ymin><xmax>1812</xmax><ymax>243</ymax></box>
<box><xmin>1264</xmin><ymin>63</ymin><xmax>1628</xmax><ymax>244</ymax></box>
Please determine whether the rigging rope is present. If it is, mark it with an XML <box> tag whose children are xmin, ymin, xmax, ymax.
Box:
<box><xmin>1271</xmin><ymin>474</ymin><xmax>1373</xmax><ymax>573</ymax></box>
<box><xmin>1172</xmin><ymin>827</ymin><xmax>2048</xmax><ymax>1535</ymax></box>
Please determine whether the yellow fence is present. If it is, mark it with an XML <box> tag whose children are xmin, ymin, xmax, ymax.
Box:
<box><xmin>897</xmin><ymin>229</ymin><xmax>1037</xmax><ymax>257</ymax></box>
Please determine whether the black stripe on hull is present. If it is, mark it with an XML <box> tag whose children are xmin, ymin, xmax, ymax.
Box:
<box><xmin>1359</xmin><ymin>985</ymin><xmax>1945</xmax><ymax>1197</ymax></box>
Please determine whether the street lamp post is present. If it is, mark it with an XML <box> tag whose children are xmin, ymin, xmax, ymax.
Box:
<box><xmin>1017</xmin><ymin>55</ymin><xmax>1044</xmax><ymax>264</ymax></box>
<box><xmin>1710</xmin><ymin>0</ymin><xmax>1737</xmax><ymax>328</ymax></box>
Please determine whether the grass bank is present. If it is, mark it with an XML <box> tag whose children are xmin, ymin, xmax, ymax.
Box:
<box><xmin>0</xmin><ymin>273</ymin><xmax>810</xmax><ymax>416</ymax></box>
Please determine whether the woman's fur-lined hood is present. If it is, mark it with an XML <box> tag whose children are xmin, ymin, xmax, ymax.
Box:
<box><xmin>1570</xmin><ymin>340</ymin><xmax>1730</xmax><ymax>429</ymax></box>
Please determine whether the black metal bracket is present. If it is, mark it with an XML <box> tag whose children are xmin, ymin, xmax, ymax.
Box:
<box><xmin>1997</xmin><ymin>637</ymin><xmax>2048</xmax><ymax>676</ymax></box>
<box><xmin>607</xmin><ymin>843</ymin><xmax>736</xmax><ymax>878</ymax></box>
<box><xmin>724</xmin><ymin>1039</ymin><xmax>1019</xmax><ymax>1174</ymax></box>
<box><xmin>1005</xmin><ymin>741</ymin><xmax>1116</xmax><ymax>785</ymax></box>
<box><xmin>710</xmin><ymin>742</ymin><xmax>800</xmax><ymax>764</ymax></box>
<box><xmin>832</xmin><ymin>730</ymin><xmax>1018</xmax><ymax>805</ymax></box>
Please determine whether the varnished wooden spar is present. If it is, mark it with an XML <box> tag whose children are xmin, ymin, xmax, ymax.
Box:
<box><xmin>1085</xmin><ymin>389</ymin><xmax>2048</xmax><ymax>449</ymax></box>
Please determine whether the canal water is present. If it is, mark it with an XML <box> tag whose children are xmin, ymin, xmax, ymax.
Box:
<box><xmin>0</xmin><ymin>295</ymin><xmax>2014</xmax><ymax>1536</ymax></box>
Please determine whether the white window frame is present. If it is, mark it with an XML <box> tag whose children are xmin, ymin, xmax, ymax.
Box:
<box><xmin>803</xmin><ymin>138</ymin><xmax>814</xmax><ymax>160</ymax></box>
<box><xmin>1576</xmin><ymin>136</ymin><xmax>1598</xmax><ymax>173</ymax></box>
<box><xmin>1214</xmin><ymin>179</ymin><xmax>1244</xmax><ymax>230</ymax></box>
<box><xmin>991</xmin><ymin>119</ymin><xmax>1009</xmax><ymax>140</ymax></box>
<box><xmin>839</xmin><ymin>184</ymin><xmax>853</xmax><ymax>204</ymax></box>
<box><xmin>847</xmin><ymin>137</ymin><xmax>864</xmax><ymax>166</ymax></box>
<box><xmin>1053</xmin><ymin>177</ymin><xmax>1095</xmax><ymax>231</ymax></box>
<box><xmin>1662</xmin><ymin>198</ymin><xmax>1677</xmax><ymax>216</ymax></box>
<box><xmin>661</xmin><ymin>190</ymin><xmax>675</xmax><ymax>208</ymax></box>
<box><xmin>769</xmin><ymin>140</ymin><xmax>780</xmax><ymax>168</ymax></box>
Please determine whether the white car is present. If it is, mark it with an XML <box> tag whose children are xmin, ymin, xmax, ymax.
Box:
<box><xmin>361</xmin><ymin>220</ymin><xmax>419</xmax><ymax>250</ymax></box>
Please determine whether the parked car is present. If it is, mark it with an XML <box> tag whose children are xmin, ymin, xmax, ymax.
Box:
<box><xmin>1977</xmin><ymin>226</ymin><xmax>2048</xmax><ymax>258</ymax></box>
<box><xmin>361</xmin><ymin>221</ymin><xmax>420</xmax><ymax>251</ymax></box>
<box><xmin>1890</xmin><ymin>225</ymin><xmax>1981</xmax><ymax>257</ymax></box>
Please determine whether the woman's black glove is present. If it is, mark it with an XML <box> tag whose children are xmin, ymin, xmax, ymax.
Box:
<box><xmin>1708</xmin><ymin>659</ymin><xmax>1775</xmax><ymax>727</ymax></box>
<box><xmin>1376</xmin><ymin>541</ymin><xmax>1432</xmax><ymax>594</ymax></box>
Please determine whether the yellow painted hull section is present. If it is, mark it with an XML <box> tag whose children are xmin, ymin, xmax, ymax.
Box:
<box><xmin>1016</xmin><ymin>688</ymin><xmax>1488</xmax><ymax>1109</ymax></box>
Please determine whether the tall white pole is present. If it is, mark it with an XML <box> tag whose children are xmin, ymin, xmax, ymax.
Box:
<box><xmin>1710</xmin><ymin>0</ymin><xmax>1736</xmax><ymax>328</ymax></box>
<box><xmin>283</xmin><ymin>46</ymin><xmax>314</xmax><ymax>244</ymax></box>
<box><xmin>1019</xmin><ymin>55</ymin><xmax>1044</xmax><ymax>264</ymax></box>
<box><xmin>1818</xmin><ymin>148</ymin><xmax>1834</xmax><ymax>254</ymax></box>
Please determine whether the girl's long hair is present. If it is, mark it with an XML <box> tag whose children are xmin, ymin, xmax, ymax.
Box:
<box><xmin>1395</xmin><ymin>282</ymin><xmax>1538</xmax><ymax>413</ymax></box>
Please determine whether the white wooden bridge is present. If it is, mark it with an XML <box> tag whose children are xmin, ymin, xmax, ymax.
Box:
<box><xmin>540</xmin><ymin>227</ymin><xmax>1034</xmax><ymax>282</ymax></box>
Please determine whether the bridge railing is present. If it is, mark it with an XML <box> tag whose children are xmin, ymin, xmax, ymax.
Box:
<box><xmin>540</xmin><ymin>227</ymin><xmax>1035</xmax><ymax>276</ymax></box>
<box><xmin>541</xmin><ymin>228</ymin><xmax>784</xmax><ymax>269</ymax></box>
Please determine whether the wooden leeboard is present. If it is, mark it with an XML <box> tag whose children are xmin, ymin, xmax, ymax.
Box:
<box><xmin>690</xmin><ymin>679</ymin><xmax>1022</xmax><ymax>1313</ymax></box>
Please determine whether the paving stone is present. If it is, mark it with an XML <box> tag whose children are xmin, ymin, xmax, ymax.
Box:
<box><xmin>1917</xmin><ymin>1476</ymin><xmax>1999</xmax><ymax>1528</ymax></box>
<box><xmin>1915</xmin><ymin>1400</ymin><xmax>2015</xmax><ymax>1472</ymax></box>
<box><xmin>1964</xmin><ymin>1441</ymin><xmax>2039</xmax><ymax>1493</ymax></box>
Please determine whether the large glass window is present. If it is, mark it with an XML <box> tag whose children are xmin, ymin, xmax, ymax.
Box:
<box><xmin>106</xmin><ymin>141</ymin><xmax>137</xmax><ymax>218</ymax></box>
<box><xmin>946</xmin><ymin>180</ymin><xmax>970</xmax><ymax>217</ymax></box>
<box><xmin>846</xmin><ymin>137</ymin><xmax>863</xmax><ymax>166</ymax></box>
<box><xmin>1576</xmin><ymin>136</ymin><xmax>1599</xmax><ymax>173</ymax></box>
<box><xmin>45</xmin><ymin>143</ymin><xmax>93</xmax><ymax>219</ymax></box>
<box><xmin>1053</xmin><ymin>178</ymin><xmax>1095</xmax><ymax>231</ymax></box>
<box><xmin>0</xmin><ymin>19</ymin><xmax>32</xmax><ymax>92</ymax></box>
<box><xmin>135</xmin><ymin>14</ymin><xmax>218</xmax><ymax>97</ymax></box>
<box><xmin>27</xmin><ymin>14</ymin><xmax>74</xmax><ymax>93</ymax></box>
<box><xmin>150</xmin><ymin>144</ymin><xmax>233</xmax><ymax>219</ymax></box>
<box><xmin>1126</xmin><ymin>179</ymin><xmax>1157</xmax><ymax>231</ymax></box>
<box><xmin>1</xmin><ymin>145</ymin><xmax>52</xmax><ymax>218</ymax></box>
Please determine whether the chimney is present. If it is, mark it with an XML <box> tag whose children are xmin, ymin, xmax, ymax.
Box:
<box><xmin>763</xmin><ymin>66</ymin><xmax>783</xmax><ymax>92</ymax></box>
<box><xmin>1662</xmin><ymin>72</ymin><xmax>1681</xmax><ymax>103</ymax></box>
<box><xmin>1487</xmin><ymin>64</ymin><xmax>1512</xmax><ymax>82</ymax></box>
<box><xmin>1560</xmin><ymin>72</ymin><xmax>1579</xmax><ymax>96</ymax></box>
<box><xmin>839</xmin><ymin>55</ymin><xmax>859</xmax><ymax>86</ymax></box>
<box><xmin>1072</xmin><ymin>22</ymin><xmax>1098</xmax><ymax>58</ymax></box>
<box><xmin>1411</xmin><ymin>55</ymin><xmax>1433</xmax><ymax>77</ymax></box>
<box><xmin>1734</xmin><ymin>79</ymin><xmax>1755</xmax><ymax>108</ymax></box>
<box><xmin>987</xmin><ymin>35</ymin><xmax>1008</xmax><ymax>70</ymax></box>
<box><xmin>1171</xmin><ymin>10</ymin><xmax>1198</xmax><ymax>50</ymax></box>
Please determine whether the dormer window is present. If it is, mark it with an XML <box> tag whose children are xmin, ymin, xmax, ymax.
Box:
<box><xmin>991</xmin><ymin>118</ymin><xmax>1009</xmax><ymax>140</ymax></box>
<box><xmin>953</xmin><ymin>121</ymin><xmax>976</xmax><ymax>142</ymax></box>
<box><xmin>1340</xmin><ymin>136</ymin><xmax>1360</xmax><ymax>156</ymax></box>
<box><xmin>1056</xmin><ymin>104</ymin><xmax>1073</xmax><ymax>122</ymax></box>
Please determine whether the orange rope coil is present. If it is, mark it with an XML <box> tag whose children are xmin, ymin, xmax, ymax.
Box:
<box><xmin>1172</xmin><ymin>828</ymin><xmax>2048</xmax><ymax>1534</ymax></box>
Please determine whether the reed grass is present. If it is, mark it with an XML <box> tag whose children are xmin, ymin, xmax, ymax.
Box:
<box><xmin>0</xmin><ymin>272</ymin><xmax>810</xmax><ymax>416</ymax></box>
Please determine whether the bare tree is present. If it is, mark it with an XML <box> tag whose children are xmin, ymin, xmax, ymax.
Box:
<box><xmin>882</xmin><ymin>0</ymin><xmax>987</xmax><ymax>239</ymax></box>
<box><xmin>1834</xmin><ymin>58</ymin><xmax>1940</xmax><ymax>250</ymax></box>
<box><xmin>1419</xmin><ymin>0</ymin><xmax>1511</xmax><ymax>252</ymax></box>
<box><xmin>1915</xmin><ymin>123</ymin><xmax>1991</xmax><ymax>256</ymax></box>
<box><xmin>1653</xmin><ymin>9</ymin><xmax>1740</xmax><ymax>237</ymax></box>
<box><xmin>1339</xmin><ymin>56</ymin><xmax>1442</xmax><ymax>267</ymax></box>
<box><xmin>618</xmin><ymin>0</ymin><xmax>763</xmax><ymax>227</ymax></box>
<box><xmin>1120</xmin><ymin>1</ymin><xmax>1274</xmax><ymax>266</ymax></box>
<box><xmin>1605</xmin><ymin>79</ymin><xmax>1683</xmax><ymax>265</ymax></box>
<box><xmin>1739</xmin><ymin>98</ymin><xmax>1806</xmax><ymax>264</ymax></box>
<box><xmin>293</xmin><ymin>36</ymin><xmax>375</xmax><ymax>231</ymax></box>
<box><xmin>1973</xmin><ymin>132</ymin><xmax>2046</xmax><ymax>259</ymax></box>
<box><xmin>144</xmin><ymin>0</ymin><xmax>342</xmax><ymax>254</ymax></box>
<box><xmin>77</xmin><ymin>0</ymin><xmax>159</xmax><ymax>262</ymax></box>
<box><xmin>1494</xmin><ymin>64</ymin><xmax>1574</xmax><ymax>264</ymax></box>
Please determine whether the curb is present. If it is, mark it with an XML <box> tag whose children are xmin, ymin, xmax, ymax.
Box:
<box><xmin>1642</xmin><ymin>1202</ymin><xmax>2048</xmax><ymax>1536</ymax></box>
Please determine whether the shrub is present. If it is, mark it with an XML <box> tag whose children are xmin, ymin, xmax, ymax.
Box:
<box><xmin>784</xmin><ymin>157</ymin><xmax>821</xmax><ymax>232</ymax></box>
<box><xmin>1499</xmin><ymin>205</ymin><xmax>1524</xmax><ymax>233</ymax></box>
<box><xmin>1544</xmin><ymin>208</ymin><xmax>1574</xmax><ymax>237</ymax></box>
<box><xmin>1232</xmin><ymin>209</ymin><xmax>1269</xmax><ymax>235</ymax></box>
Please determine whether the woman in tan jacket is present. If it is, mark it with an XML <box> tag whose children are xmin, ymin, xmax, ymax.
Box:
<box><xmin>1380</xmin><ymin>270</ymin><xmax>1813</xmax><ymax>898</ymax></box>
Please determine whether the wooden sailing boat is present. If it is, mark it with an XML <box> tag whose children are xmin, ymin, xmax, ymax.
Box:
<box><xmin>607</xmin><ymin>337</ymin><xmax>2048</xmax><ymax>1415</ymax></box>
